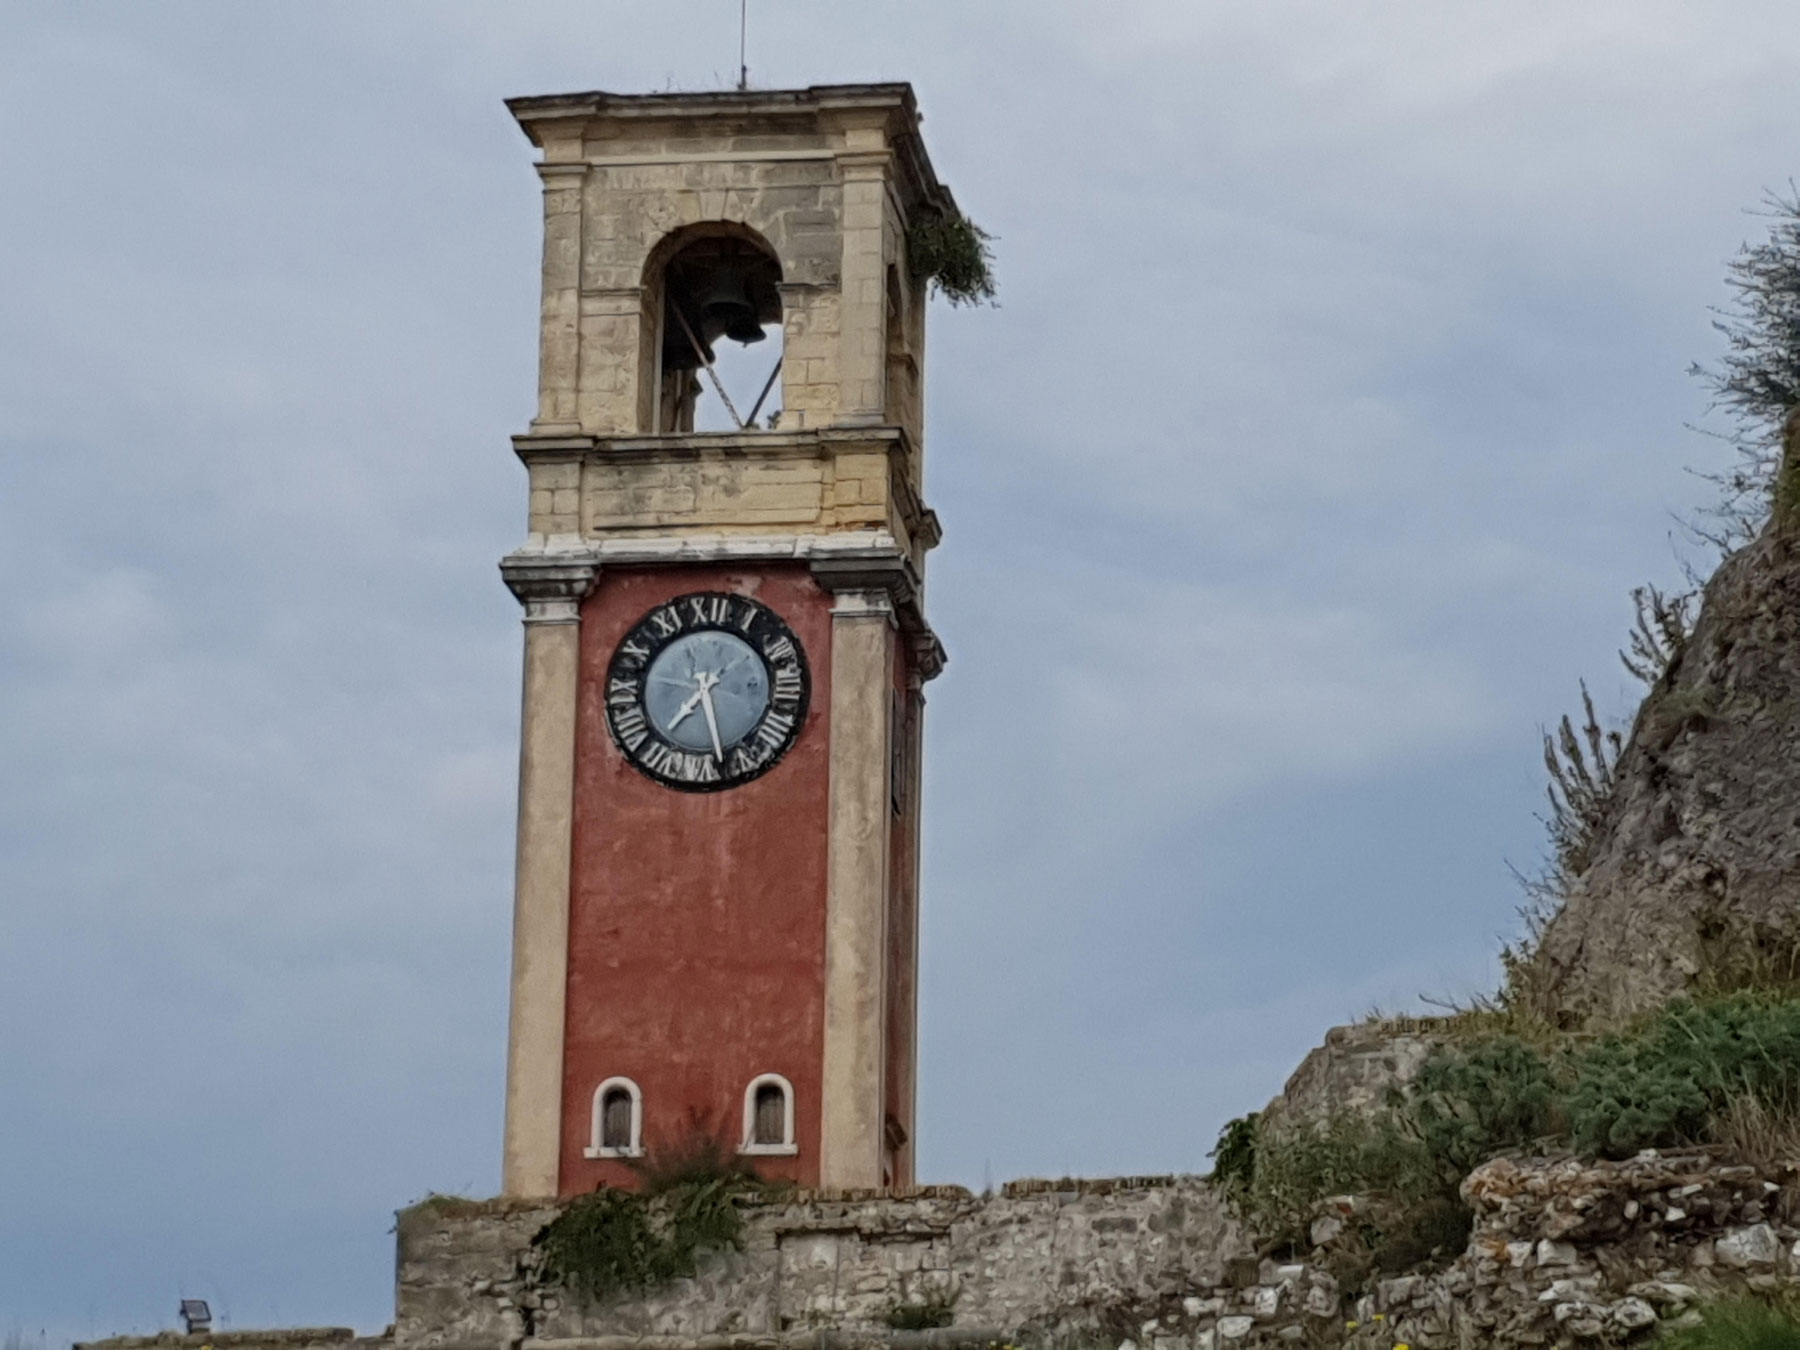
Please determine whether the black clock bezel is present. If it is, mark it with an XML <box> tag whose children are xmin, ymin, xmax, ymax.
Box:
<box><xmin>603</xmin><ymin>591</ymin><xmax>810</xmax><ymax>793</ymax></box>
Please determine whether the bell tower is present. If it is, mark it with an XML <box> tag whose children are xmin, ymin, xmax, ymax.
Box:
<box><xmin>497</xmin><ymin>85</ymin><xmax>951</xmax><ymax>1197</ymax></box>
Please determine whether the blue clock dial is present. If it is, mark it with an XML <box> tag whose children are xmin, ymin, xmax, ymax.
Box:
<box><xmin>605</xmin><ymin>592</ymin><xmax>809</xmax><ymax>791</ymax></box>
<box><xmin>645</xmin><ymin>630</ymin><xmax>767</xmax><ymax>752</ymax></box>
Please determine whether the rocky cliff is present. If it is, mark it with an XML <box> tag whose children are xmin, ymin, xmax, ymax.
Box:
<box><xmin>1524</xmin><ymin>471</ymin><xmax>1800</xmax><ymax>1025</ymax></box>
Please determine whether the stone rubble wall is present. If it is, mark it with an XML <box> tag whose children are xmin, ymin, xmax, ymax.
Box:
<box><xmin>81</xmin><ymin>1153</ymin><xmax>1800</xmax><ymax>1350</ymax></box>
<box><xmin>393</xmin><ymin>1151</ymin><xmax>1800</xmax><ymax>1350</ymax></box>
<box><xmin>1230</xmin><ymin>1149</ymin><xmax>1800</xmax><ymax>1349</ymax></box>
<box><xmin>394</xmin><ymin>1179</ymin><xmax>1248</xmax><ymax>1347</ymax></box>
<box><xmin>72</xmin><ymin>1331</ymin><xmax>385</xmax><ymax>1350</ymax></box>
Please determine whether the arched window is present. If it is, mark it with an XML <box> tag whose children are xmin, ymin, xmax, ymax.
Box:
<box><xmin>583</xmin><ymin>1077</ymin><xmax>643</xmax><ymax>1159</ymax></box>
<box><xmin>648</xmin><ymin>227</ymin><xmax>784</xmax><ymax>434</ymax></box>
<box><xmin>738</xmin><ymin>1072</ymin><xmax>797</xmax><ymax>1156</ymax></box>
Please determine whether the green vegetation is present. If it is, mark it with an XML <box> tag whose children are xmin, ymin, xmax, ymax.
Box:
<box><xmin>1217</xmin><ymin>1106</ymin><xmax>1471</xmax><ymax>1287</ymax></box>
<box><xmin>1691</xmin><ymin>189</ymin><xmax>1800</xmax><ymax>549</ymax></box>
<box><xmin>1657</xmin><ymin>1293</ymin><xmax>1800</xmax><ymax>1348</ymax></box>
<box><xmin>533</xmin><ymin>1139</ymin><xmax>772</xmax><ymax>1304</ymax></box>
<box><xmin>907</xmin><ymin>210</ymin><xmax>997</xmax><ymax>307</ymax></box>
<box><xmin>1565</xmin><ymin>993</ymin><xmax>1800</xmax><ymax>1156</ymax></box>
<box><xmin>1207</xmin><ymin>1112</ymin><xmax>1259</xmax><ymax>1195</ymax></box>
<box><xmin>1212</xmin><ymin>994</ymin><xmax>1800</xmax><ymax>1285</ymax></box>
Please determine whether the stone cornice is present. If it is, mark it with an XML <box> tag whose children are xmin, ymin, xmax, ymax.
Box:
<box><xmin>810</xmin><ymin>551</ymin><xmax>945</xmax><ymax>682</ymax></box>
<box><xmin>499</xmin><ymin>546</ymin><xmax>601</xmax><ymax>624</ymax></box>
<box><xmin>511</xmin><ymin>425</ymin><xmax>916</xmax><ymax>466</ymax></box>
<box><xmin>512</xmin><ymin>426</ymin><xmax>942</xmax><ymax>560</ymax></box>
<box><xmin>497</xmin><ymin>532</ymin><xmax>945</xmax><ymax>679</ymax></box>
<box><xmin>504</xmin><ymin>83</ymin><xmax>953</xmax><ymax>220</ymax></box>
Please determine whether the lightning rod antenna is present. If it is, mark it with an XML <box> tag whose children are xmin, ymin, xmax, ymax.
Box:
<box><xmin>738</xmin><ymin>0</ymin><xmax>749</xmax><ymax>91</ymax></box>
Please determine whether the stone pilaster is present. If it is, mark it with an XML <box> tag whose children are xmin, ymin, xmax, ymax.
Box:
<box><xmin>576</xmin><ymin>287</ymin><xmax>647</xmax><ymax>435</ymax></box>
<box><xmin>498</xmin><ymin>548</ymin><xmax>599</xmax><ymax>1197</ymax></box>
<box><xmin>818</xmin><ymin>587</ymin><xmax>896</xmax><ymax>1189</ymax></box>
<box><xmin>834</xmin><ymin>148</ymin><xmax>891</xmax><ymax>427</ymax></box>
<box><xmin>531</xmin><ymin>161</ymin><xmax>586</xmax><ymax>435</ymax></box>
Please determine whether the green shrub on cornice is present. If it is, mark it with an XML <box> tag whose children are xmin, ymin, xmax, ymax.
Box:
<box><xmin>906</xmin><ymin>211</ymin><xmax>996</xmax><ymax>307</ymax></box>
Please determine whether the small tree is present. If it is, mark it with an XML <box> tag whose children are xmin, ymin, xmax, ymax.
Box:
<box><xmin>1690</xmin><ymin>187</ymin><xmax>1800</xmax><ymax>548</ymax></box>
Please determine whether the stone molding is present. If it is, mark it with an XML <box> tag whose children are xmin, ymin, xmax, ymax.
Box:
<box><xmin>512</xmin><ymin>428</ymin><xmax>942</xmax><ymax>564</ymax></box>
<box><xmin>811</xmin><ymin>552</ymin><xmax>945</xmax><ymax>682</ymax></box>
<box><xmin>504</xmin><ymin>83</ymin><xmax>956</xmax><ymax>220</ymax></box>
<box><xmin>827</xmin><ymin>588</ymin><xmax>897</xmax><ymax>623</ymax></box>
<box><xmin>497</xmin><ymin>529</ymin><xmax>946</xmax><ymax>680</ymax></box>
<box><xmin>500</xmin><ymin>548</ymin><xmax>601</xmax><ymax>625</ymax></box>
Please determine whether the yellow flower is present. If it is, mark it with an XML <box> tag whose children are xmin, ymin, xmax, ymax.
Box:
<box><xmin>1345</xmin><ymin>1321</ymin><xmax>1359</xmax><ymax>1331</ymax></box>
<box><xmin>1371</xmin><ymin>1313</ymin><xmax>1384</xmax><ymax>1321</ymax></box>
<box><xmin>1395</xmin><ymin>1343</ymin><xmax>1411</xmax><ymax>1349</ymax></box>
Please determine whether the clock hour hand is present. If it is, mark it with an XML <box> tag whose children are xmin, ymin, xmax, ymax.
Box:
<box><xmin>696</xmin><ymin>671</ymin><xmax>725</xmax><ymax>760</ymax></box>
<box><xmin>666</xmin><ymin>681</ymin><xmax>707</xmax><ymax>731</ymax></box>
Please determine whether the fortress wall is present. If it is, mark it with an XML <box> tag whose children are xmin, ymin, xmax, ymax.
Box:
<box><xmin>81</xmin><ymin>1153</ymin><xmax>1800</xmax><ymax>1350</ymax></box>
<box><xmin>394</xmin><ymin>1179</ymin><xmax>1247</xmax><ymax>1347</ymax></box>
<box><xmin>394</xmin><ymin>1152</ymin><xmax>1800</xmax><ymax>1350</ymax></box>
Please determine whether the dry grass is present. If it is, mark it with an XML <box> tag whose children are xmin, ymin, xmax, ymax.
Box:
<box><xmin>1708</xmin><ymin>1092</ymin><xmax>1800</xmax><ymax>1170</ymax></box>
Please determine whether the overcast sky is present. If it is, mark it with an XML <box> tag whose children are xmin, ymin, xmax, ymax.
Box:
<box><xmin>2</xmin><ymin>0</ymin><xmax>1794</xmax><ymax>1339</ymax></box>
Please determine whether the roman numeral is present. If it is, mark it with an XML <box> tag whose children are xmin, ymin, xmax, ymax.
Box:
<box><xmin>638</xmin><ymin>740</ymin><xmax>719</xmax><ymax>784</ymax></box>
<box><xmin>613</xmin><ymin>704</ymin><xmax>649</xmax><ymax>752</ymax></box>
<box><xmin>755</xmin><ymin>710</ymin><xmax>795</xmax><ymax>751</ymax></box>
<box><xmin>772</xmin><ymin>663</ymin><xmax>803</xmax><ymax>707</ymax></box>
<box><xmin>606</xmin><ymin>676</ymin><xmax>639</xmax><ymax>706</ymax></box>
<box><xmin>620</xmin><ymin>637</ymin><xmax>650</xmax><ymax>664</ymax></box>
<box><xmin>688</xmin><ymin>595</ymin><xmax>730</xmax><ymax>625</ymax></box>
<box><xmin>763</xmin><ymin>634</ymin><xmax>795</xmax><ymax>664</ymax></box>
<box><xmin>735</xmin><ymin>602</ymin><xmax>758</xmax><ymax>633</ymax></box>
<box><xmin>650</xmin><ymin>606</ymin><xmax>682</xmax><ymax>638</ymax></box>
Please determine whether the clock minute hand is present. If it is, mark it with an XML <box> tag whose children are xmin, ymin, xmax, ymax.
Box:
<box><xmin>696</xmin><ymin>671</ymin><xmax>726</xmax><ymax>760</ymax></box>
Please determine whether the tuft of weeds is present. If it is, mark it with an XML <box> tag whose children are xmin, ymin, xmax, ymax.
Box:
<box><xmin>1656</xmin><ymin>1291</ymin><xmax>1800</xmax><ymax>1348</ymax></box>
<box><xmin>533</xmin><ymin>1136</ymin><xmax>774</xmax><ymax>1305</ymax></box>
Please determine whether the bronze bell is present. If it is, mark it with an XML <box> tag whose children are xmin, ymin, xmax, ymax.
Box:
<box><xmin>694</xmin><ymin>264</ymin><xmax>767</xmax><ymax>346</ymax></box>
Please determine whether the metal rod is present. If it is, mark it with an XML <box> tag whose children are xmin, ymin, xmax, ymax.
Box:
<box><xmin>671</xmin><ymin>302</ymin><xmax>746</xmax><ymax>430</ymax></box>
<box><xmin>746</xmin><ymin>355</ymin><xmax>782</xmax><ymax>428</ymax></box>
<box><xmin>738</xmin><ymin>0</ymin><xmax>749</xmax><ymax>91</ymax></box>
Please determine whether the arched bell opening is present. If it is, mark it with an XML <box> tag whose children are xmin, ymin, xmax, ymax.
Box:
<box><xmin>649</xmin><ymin>227</ymin><xmax>785</xmax><ymax>434</ymax></box>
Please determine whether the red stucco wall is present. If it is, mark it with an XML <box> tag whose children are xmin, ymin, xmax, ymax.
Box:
<box><xmin>883</xmin><ymin>655</ymin><xmax>918</xmax><ymax>1187</ymax></box>
<box><xmin>559</xmin><ymin>564</ymin><xmax>834</xmax><ymax>1193</ymax></box>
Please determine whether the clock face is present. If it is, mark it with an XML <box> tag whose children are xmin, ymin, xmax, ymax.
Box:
<box><xmin>604</xmin><ymin>592</ymin><xmax>810</xmax><ymax>791</ymax></box>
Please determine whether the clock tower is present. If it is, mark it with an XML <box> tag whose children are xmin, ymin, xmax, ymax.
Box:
<box><xmin>496</xmin><ymin>84</ymin><xmax>951</xmax><ymax>1198</ymax></box>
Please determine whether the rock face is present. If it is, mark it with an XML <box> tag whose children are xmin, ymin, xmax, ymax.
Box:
<box><xmin>1263</xmin><ymin>1022</ymin><xmax>1439</xmax><ymax>1126</ymax></box>
<box><xmin>1526</xmin><ymin>520</ymin><xmax>1800</xmax><ymax>1024</ymax></box>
